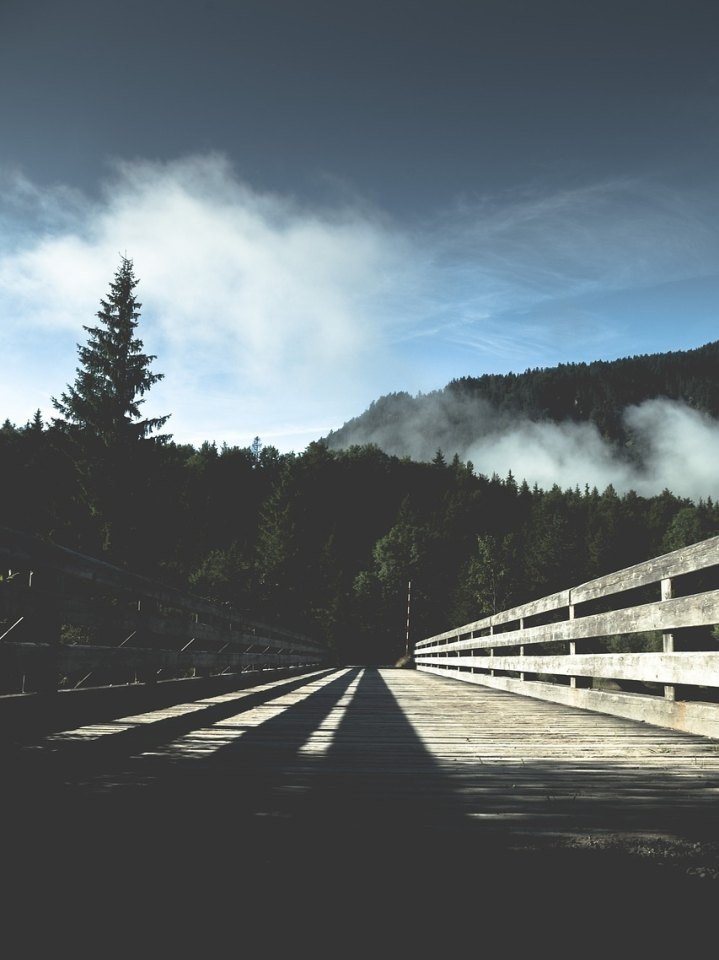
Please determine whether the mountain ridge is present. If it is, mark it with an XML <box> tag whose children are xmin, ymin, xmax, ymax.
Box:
<box><xmin>324</xmin><ymin>340</ymin><xmax>719</xmax><ymax>464</ymax></box>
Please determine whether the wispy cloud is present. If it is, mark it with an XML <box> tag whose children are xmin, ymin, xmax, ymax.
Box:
<box><xmin>0</xmin><ymin>155</ymin><xmax>420</xmax><ymax>446</ymax></box>
<box><xmin>1</xmin><ymin>157</ymin><xmax>718</xmax><ymax>449</ymax></box>
<box><xmin>445</xmin><ymin>178</ymin><xmax>719</xmax><ymax>287</ymax></box>
<box><xmin>414</xmin><ymin>177</ymin><xmax>719</xmax><ymax>363</ymax></box>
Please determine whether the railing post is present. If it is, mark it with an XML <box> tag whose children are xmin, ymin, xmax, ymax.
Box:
<box><xmin>519</xmin><ymin>617</ymin><xmax>525</xmax><ymax>681</ymax></box>
<box><xmin>136</xmin><ymin>599</ymin><xmax>157</xmax><ymax>685</ymax></box>
<box><xmin>26</xmin><ymin>570</ymin><xmax>61</xmax><ymax>694</ymax></box>
<box><xmin>405</xmin><ymin>579</ymin><xmax>412</xmax><ymax>659</ymax></box>
<box><xmin>489</xmin><ymin>622</ymin><xmax>494</xmax><ymax>677</ymax></box>
<box><xmin>186</xmin><ymin>611</ymin><xmax>206</xmax><ymax>677</ymax></box>
<box><xmin>661</xmin><ymin>578</ymin><xmax>675</xmax><ymax>701</ymax></box>
<box><xmin>568</xmin><ymin>600</ymin><xmax>577</xmax><ymax>689</ymax></box>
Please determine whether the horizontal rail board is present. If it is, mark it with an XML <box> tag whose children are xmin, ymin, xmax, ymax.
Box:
<box><xmin>415</xmin><ymin>652</ymin><xmax>719</xmax><ymax>686</ymax></box>
<box><xmin>0</xmin><ymin>526</ymin><xmax>324</xmax><ymax>653</ymax></box>
<box><xmin>488</xmin><ymin>590</ymin><xmax>571</xmax><ymax>628</ymax></box>
<box><xmin>45</xmin><ymin>608</ymin><xmax>322</xmax><ymax>655</ymax></box>
<box><xmin>417</xmin><ymin>593</ymin><xmax>570</xmax><ymax>645</ymax></box>
<box><xmin>418</xmin><ymin>590</ymin><xmax>719</xmax><ymax>654</ymax></box>
<box><xmin>416</xmin><ymin>535</ymin><xmax>719</xmax><ymax>738</ymax></box>
<box><xmin>417</xmin><ymin>535</ymin><xmax>719</xmax><ymax>649</ymax></box>
<box><xmin>1</xmin><ymin>642</ymin><xmax>323</xmax><ymax>674</ymax></box>
<box><xmin>571</xmin><ymin>535</ymin><xmax>719</xmax><ymax>605</ymax></box>
<box><xmin>1</xmin><ymin>526</ymin><xmax>327</xmax><ymax>692</ymax></box>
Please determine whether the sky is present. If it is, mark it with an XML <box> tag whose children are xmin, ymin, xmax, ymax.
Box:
<box><xmin>1</xmin><ymin>0</ymin><xmax>719</xmax><ymax>459</ymax></box>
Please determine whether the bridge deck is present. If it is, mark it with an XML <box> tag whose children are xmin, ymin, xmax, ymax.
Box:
<box><xmin>5</xmin><ymin>667</ymin><xmax>719</xmax><ymax>944</ymax></box>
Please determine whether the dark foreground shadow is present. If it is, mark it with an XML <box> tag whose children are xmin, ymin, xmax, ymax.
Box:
<box><xmin>4</xmin><ymin>667</ymin><xmax>718</xmax><ymax>950</ymax></box>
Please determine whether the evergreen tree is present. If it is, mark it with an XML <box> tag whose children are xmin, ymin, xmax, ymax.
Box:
<box><xmin>53</xmin><ymin>256</ymin><xmax>169</xmax><ymax>445</ymax></box>
<box><xmin>453</xmin><ymin>533</ymin><xmax>518</xmax><ymax>622</ymax></box>
<box><xmin>255</xmin><ymin>464</ymin><xmax>301</xmax><ymax>624</ymax></box>
<box><xmin>24</xmin><ymin>409</ymin><xmax>44</xmax><ymax>435</ymax></box>
<box><xmin>51</xmin><ymin>257</ymin><xmax>170</xmax><ymax>559</ymax></box>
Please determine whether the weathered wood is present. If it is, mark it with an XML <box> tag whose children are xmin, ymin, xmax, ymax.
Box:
<box><xmin>417</xmin><ymin>536</ymin><xmax>719</xmax><ymax>651</ymax></box>
<box><xmin>416</xmin><ymin>535</ymin><xmax>719</xmax><ymax>738</ymax></box>
<box><xmin>661</xmin><ymin>577</ymin><xmax>676</xmax><ymax>701</ymax></box>
<box><xmin>415</xmin><ymin>589</ymin><xmax>572</xmax><ymax>646</ymax></box>
<box><xmin>1</xmin><ymin>641</ymin><xmax>319</xmax><ymax>675</ymax></box>
<box><xmin>570</xmin><ymin>535</ymin><xmax>719</xmax><ymax>604</ymax></box>
<box><xmin>418</xmin><ymin>665</ymin><xmax>719</xmax><ymax>739</ymax></box>
<box><xmin>416</xmin><ymin>651</ymin><xmax>719</xmax><ymax>686</ymax></box>
<box><xmin>7</xmin><ymin>665</ymin><xmax>719</xmax><ymax>941</ymax></box>
<box><xmin>0</xmin><ymin>525</ymin><xmax>326</xmax><ymax>692</ymax></box>
<box><xmin>1</xmin><ymin>525</ymin><xmax>322</xmax><ymax>650</ymax></box>
<box><xmin>14</xmin><ymin>667</ymin><xmax>719</xmax><ymax>859</ymax></box>
<box><xmin>418</xmin><ymin>590</ymin><xmax>719</xmax><ymax>654</ymax></box>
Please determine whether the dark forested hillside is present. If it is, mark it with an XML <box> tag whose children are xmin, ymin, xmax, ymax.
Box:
<box><xmin>2</xmin><ymin>421</ymin><xmax>718</xmax><ymax>665</ymax></box>
<box><xmin>324</xmin><ymin>340</ymin><xmax>719</xmax><ymax>458</ymax></box>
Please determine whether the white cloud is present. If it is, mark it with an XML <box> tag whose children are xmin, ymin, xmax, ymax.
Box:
<box><xmin>418</xmin><ymin>178</ymin><xmax>719</xmax><ymax>363</ymax></box>
<box><xmin>2</xmin><ymin>158</ymin><xmax>719</xmax><ymax>451</ymax></box>
<box><xmin>0</xmin><ymin>155</ymin><xmax>421</xmax><ymax>448</ymax></box>
<box><xmin>623</xmin><ymin>400</ymin><xmax>719</xmax><ymax>500</ymax></box>
<box><xmin>467</xmin><ymin>400</ymin><xmax>719</xmax><ymax>501</ymax></box>
<box><xmin>446</xmin><ymin>179</ymin><xmax>719</xmax><ymax>292</ymax></box>
<box><xmin>467</xmin><ymin>418</ymin><xmax>629</xmax><ymax>492</ymax></box>
<box><xmin>334</xmin><ymin>393</ymin><xmax>719</xmax><ymax>502</ymax></box>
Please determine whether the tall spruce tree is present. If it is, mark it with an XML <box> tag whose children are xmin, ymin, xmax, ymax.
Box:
<box><xmin>53</xmin><ymin>256</ymin><xmax>169</xmax><ymax>445</ymax></box>
<box><xmin>52</xmin><ymin>257</ymin><xmax>169</xmax><ymax>558</ymax></box>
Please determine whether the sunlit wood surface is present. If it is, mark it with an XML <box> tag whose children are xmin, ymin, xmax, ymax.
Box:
<box><xmin>5</xmin><ymin>667</ymin><xmax>719</xmax><ymax>943</ymax></box>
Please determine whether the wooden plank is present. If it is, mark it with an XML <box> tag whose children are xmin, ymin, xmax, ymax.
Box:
<box><xmin>9</xmin><ymin>662</ymin><xmax>719</xmax><ymax>912</ymax></box>
<box><xmin>0</xmin><ymin>525</ymin><xmax>324</xmax><ymax>655</ymax></box>
<box><xmin>416</xmin><ymin>651</ymin><xmax>719</xmax><ymax>686</ymax></box>
<box><xmin>2</xmin><ymin>641</ymin><xmax>324</xmax><ymax>678</ymax></box>
<box><xmin>417</xmin><ymin>590</ymin><xmax>719</xmax><ymax>654</ymax></box>
<box><xmin>418</xmin><ymin>665</ymin><xmax>719</xmax><ymax>739</ymax></box>
<box><xmin>30</xmin><ymin>668</ymin><xmax>335</xmax><ymax>746</ymax></box>
<box><xmin>9</xmin><ymin>664</ymin><xmax>719</xmax><ymax>934</ymax></box>
<box><xmin>416</xmin><ymin>535</ymin><xmax>719</xmax><ymax>650</ymax></box>
<box><xmin>415</xmin><ymin>590</ymin><xmax>572</xmax><ymax>647</ymax></box>
<box><xmin>571</xmin><ymin>535</ymin><xmax>719</xmax><ymax>604</ymax></box>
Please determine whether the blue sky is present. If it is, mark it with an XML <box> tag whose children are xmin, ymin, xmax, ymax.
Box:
<box><xmin>1</xmin><ymin>0</ymin><xmax>719</xmax><ymax>452</ymax></box>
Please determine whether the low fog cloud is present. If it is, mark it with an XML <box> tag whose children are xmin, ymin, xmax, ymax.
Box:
<box><xmin>469</xmin><ymin>399</ymin><xmax>719</xmax><ymax>501</ymax></box>
<box><xmin>335</xmin><ymin>397</ymin><xmax>719</xmax><ymax>502</ymax></box>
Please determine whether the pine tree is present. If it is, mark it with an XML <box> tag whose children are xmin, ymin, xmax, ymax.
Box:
<box><xmin>51</xmin><ymin>257</ymin><xmax>169</xmax><ymax>559</ymax></box>
<box><xmin>53</xmin><ymin>256</ymin><xmax>169</xmax><ymax>445</ymax></box>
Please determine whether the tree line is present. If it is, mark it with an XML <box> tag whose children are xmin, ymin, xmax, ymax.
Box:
<box><xmin>2</xmin><ymin>258</ymin><xmax>718</xmax><ymax>664</ymax></box>
<box><xmin>326</xmin><ymin>339</ymin><xmax>719</xmax><ymax>454</ymax></box>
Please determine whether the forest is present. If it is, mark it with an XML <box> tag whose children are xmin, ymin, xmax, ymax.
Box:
<box><xmin>325</xmin><ymin>340</ymin><xmax>719</xmax><ymax>462</ymax></box>
<box><xmin>1</xmin><ymin>259</ymin><xmax>718</xmax><ymax>664</ymax></box>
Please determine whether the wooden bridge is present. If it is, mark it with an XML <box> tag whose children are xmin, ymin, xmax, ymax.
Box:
<box><xmin>2</xmin><ymin>529</ymin><xmax>719</xmax><ymax>946</ymax></box>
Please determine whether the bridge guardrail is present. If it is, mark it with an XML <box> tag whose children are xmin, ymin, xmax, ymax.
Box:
<box><xmin>415</xmin><ymin>535</ymin><xmax>719</xmax><ymax>739</ymax></box>
<box><xmin>0</xmin><ymin>526</ymin><xmax>327</xmax><ymax>694</ymax></box>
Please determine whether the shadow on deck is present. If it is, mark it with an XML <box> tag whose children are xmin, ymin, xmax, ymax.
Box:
<box><xmin>4</xmin><ymin>667</ymin><xmax>718</xmax><ymax>948</ymax></box>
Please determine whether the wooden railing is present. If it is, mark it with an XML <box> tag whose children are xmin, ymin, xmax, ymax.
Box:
<box><xmin>415</xmin><ymin>536</ymin><xmax>719</xmax><ymax>739</ymax></box>
<box><xmin>0</xmin><ymin>526</ymin><xmax>327</xmax><ymax>695</ymax></box>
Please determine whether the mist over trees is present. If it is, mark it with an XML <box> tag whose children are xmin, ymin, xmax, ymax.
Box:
<box><xmin>328</xmin><ymin>340</ymin><xmax>719</xmax><ymax>448</ymax></box>
<box><xmin>1</xmin><ymin>261</ymin><xmax>718</xmax><ymax>663</ymax></box>
<box><xmin>324</xmin><ymin>342</ymin><xmax>719</xmax><ymax>500</ymax></box>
